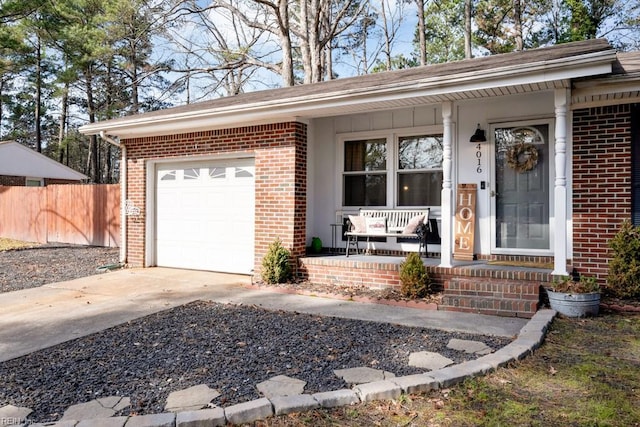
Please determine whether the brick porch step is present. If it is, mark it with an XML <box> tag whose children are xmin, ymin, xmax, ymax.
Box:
<box><xmin>439</xmin><ymin>277</ymin><xmax>541</xmax><ymax>318</ymax></box>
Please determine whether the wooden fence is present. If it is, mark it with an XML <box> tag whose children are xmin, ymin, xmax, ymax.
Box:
<box><xmin>0</xmin><ymin>184</ymin><xmax>120</xmax><ymax>247</ymax></box>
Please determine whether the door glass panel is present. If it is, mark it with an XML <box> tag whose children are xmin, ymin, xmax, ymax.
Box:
<box><xmin>494</xmin><ymin>125</ymin><xmax>550</xmax><ymax>250</ymax></box>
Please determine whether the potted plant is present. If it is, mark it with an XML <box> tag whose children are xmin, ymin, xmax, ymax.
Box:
<box><xmin>546</xmin><ymin>274</ymin><xmax>601</xmax><ymax>317</ymax></box>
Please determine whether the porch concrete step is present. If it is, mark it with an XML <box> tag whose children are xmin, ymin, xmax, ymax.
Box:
<box><xmin>440</xmin><ymin>277</ymin><xmax>541</xmax><ymax>318</ymax></box>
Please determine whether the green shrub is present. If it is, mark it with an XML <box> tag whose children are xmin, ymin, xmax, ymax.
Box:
<box><xmin>399</xmin><ymin>252</ymin><xmax>431</xmax><ymax>298</ymax></box>
<box><xmin>261</xmin><ymin>238</ymin><xmax>292</xmax><ymax>284</ymax></box>
<box><xmin>607</xmin><ymin>220</ymin><xmax>640</xmax><ymax>298</ymax></box>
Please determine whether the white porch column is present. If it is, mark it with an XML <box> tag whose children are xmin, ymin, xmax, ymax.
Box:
<box><xmin>440</xmin><ymin>102</ymin><xmax>454</xmax><ymax>268</ymax></box>
<box><xmin>552</xmin><ymin>88</ymin><xmax>569</xmax><ymax>276</ymax></box>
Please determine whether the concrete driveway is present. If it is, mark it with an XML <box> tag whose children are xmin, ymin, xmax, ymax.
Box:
<box><xmin>0</xmin><ymin>267</ymin><xmax>527</xmax><ymax>362</ymax></box>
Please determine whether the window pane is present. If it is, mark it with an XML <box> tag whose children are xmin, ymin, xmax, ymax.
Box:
<box><xmin>344</xmin><ymin>174</ymin><xmax>387</xmax><ymax>206</ymax></box>
<box><xmin>160</xmin><ymin>170</ymin><xmax>176</xmax><ymax>181</ymax></box>
<box><xmin>209</xmin><ymin>167</ymin><xmax>226</xmax><ymax>179</ymax></box>
<box><xmin>184</xmin><ymin>168</ymin><xmax>200</xmax><ymax>180</ymax></box>
<box><xmin>25</xmin><ymin>179</ymin><xmax>43</xmax><ymax>187</ymax></box>
<box><xmin>398</xmin><ymin>172</ymin><xmax>442</xmax><ymax>206</ymax></box>
<box><xmin>235</xmin><ymin>167</ymin><xmax>253</xmax><ymax>178</ymax></box>
<box><xmin>344</xmin><ymin>139</ymin><xmax>387</xmax><ymax>172</ymax></box>
<box><xmin>398</xmin><ymin>135</ymin><xmax>443</xmax><ymax>170</ymax></box>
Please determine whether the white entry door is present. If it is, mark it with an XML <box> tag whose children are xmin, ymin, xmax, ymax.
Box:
<box><xmin>155</xmin><ymin>159</ymin><xmax>255</xmax><ymax>274</ymax></box>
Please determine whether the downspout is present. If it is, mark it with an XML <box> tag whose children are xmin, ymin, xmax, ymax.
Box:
<box><xmin>100</xmin><ymin>131</ymin><xmax>127</xmax><ymax>265</ymax></box>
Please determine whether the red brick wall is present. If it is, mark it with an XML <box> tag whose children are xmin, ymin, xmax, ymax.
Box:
<box><xmin>121</xmin><ymin>122</ymin><xmax>307</xmax><ymax>274</ymax></box>
<box><xmin>572</xmin><ymin>104</ymin><xmax>632</xmax><ymax>283</ymax></box>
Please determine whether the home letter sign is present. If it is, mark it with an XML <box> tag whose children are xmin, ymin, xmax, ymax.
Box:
<box><xmin>453</xmin><ymin>184</ymin><xmax>477</xmax><ymax>261</ymax></box>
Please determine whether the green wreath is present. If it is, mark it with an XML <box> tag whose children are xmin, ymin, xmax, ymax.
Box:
<box><xmin>507</xmin><ymin>143</ymin><xmax>539</xmax><ymax>173</ymax></box>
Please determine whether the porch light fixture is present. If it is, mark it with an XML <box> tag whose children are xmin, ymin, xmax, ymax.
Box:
<box><xmin>470</xmin><ymin>124</ymin><xmax>487</xmax><ymax>142</ymax></box>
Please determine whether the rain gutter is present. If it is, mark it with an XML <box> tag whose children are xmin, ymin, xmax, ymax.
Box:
<box><xmin>99</xmin><ymin>131</ymin><xmax>126</xmax><ymax>265</ymax></box>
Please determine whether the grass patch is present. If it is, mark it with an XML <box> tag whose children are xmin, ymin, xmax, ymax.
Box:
<box><xmin>0</xmin><ymin>238</ymin><xmax>39</xmax><ymax>251</ymax></box>
<box><xmin>260</xmin><ymin>313</ymin><xmax>640</xmax><ymax>426</ymax></box>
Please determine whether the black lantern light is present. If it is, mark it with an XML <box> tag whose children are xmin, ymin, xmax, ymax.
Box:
<box><xmin>470</xmin><ymin>124</ymin><xmax>487</xmax><ymax>142</ymax></box>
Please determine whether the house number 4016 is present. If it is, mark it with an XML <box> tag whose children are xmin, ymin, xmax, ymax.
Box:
<box><xmin>475</xmin><ymin>143</ymin><xmax>482</xmax><ymax>173</ymax></box>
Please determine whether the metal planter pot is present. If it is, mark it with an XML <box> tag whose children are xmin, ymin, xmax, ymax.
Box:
<box><xmin>546</xmin><ymin>289</ymin><xmax>601</xmax><ymax>317</ymax></box>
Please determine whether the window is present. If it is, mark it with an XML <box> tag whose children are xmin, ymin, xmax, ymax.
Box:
<box><xmin>25</xmin><ymin>178</ymin><xmax>43</xmax><ymax>187</ymax></box>
<box><xmin>342</xmin><ymin>132</ymin><xmax>443</xmax><ymax>207</ymax></box>
<box><xmin>343</xmin><ymin>138</ymin><xmax>387</xmax><ymax>206</ymax></box>
<box><xmin>398</xmin><ymin>135</ymin><xmax>443</xmax><ymax>206</ymax></box>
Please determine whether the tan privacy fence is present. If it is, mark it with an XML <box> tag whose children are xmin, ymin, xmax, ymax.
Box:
<box><xmin>0</xmin><ymin>184</ymin><xmax>120</xmax><ymax>247</ymax></box>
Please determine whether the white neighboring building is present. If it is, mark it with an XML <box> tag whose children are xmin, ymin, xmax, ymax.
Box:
<box><xmin>0</xmin><ymin>141</ymin><xmax>87</xmax><ymax>186</ymax></box>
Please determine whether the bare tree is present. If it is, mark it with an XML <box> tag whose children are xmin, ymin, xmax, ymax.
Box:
<box><xmin>293</xmin><ymin>0</ymin><xmax>367</xmax><ymax>83</ymax></box>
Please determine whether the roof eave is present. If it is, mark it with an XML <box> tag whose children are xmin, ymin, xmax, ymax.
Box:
<box><xmin>80</xmin><ymin>48</ymin><xmax>616</xmax><ymax>139</ymax></box>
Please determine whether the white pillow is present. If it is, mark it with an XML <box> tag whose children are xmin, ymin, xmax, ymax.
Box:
<box><xmin>402</xmin><ymin>214</ymin><xmax>425</xmax><ymax>234</ymax></box>
<box><xmin>348</xmin><ymin>215</ymin><xmax>366</xmax><ymax>233</ymax></box>
<box><xmin>365</xmin><ymin>217</ymin><xmax>387</xmax><ymax>235</ymax></box>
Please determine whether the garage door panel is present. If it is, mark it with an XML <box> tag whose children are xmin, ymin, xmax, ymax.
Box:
<box><xmin>155</xmin><ymin>159</ymin><xmax>255</xmax><ymax>274</ymax></box>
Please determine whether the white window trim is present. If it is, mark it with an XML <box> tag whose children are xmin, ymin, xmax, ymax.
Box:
<box><xmin>336</xmin><ymin>125</ymin><xmax>444</xmax><ymax>211</ymax></box>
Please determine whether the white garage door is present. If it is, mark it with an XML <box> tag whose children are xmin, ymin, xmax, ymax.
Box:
<box><xmin>155</xmin><ymin>159</ymin><xmax>255</xmax><ymax>274</ymax></box>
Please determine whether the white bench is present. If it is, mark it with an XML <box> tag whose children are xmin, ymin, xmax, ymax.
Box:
<box><xmin>345</xmin><ymin>208</ymin><xmax>430</xmax><ymax>257</ymax></box>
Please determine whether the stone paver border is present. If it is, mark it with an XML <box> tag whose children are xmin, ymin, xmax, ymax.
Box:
<box><xmin>11</xmin><ymin>309</ymin><xmax>555</xmax><ymax>427</ymax></box>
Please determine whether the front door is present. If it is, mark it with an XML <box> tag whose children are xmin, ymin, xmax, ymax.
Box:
<box><xmin>492</xmin><ymin>122</ymin><xmax>551</xmax><ymax>252</ymax></box>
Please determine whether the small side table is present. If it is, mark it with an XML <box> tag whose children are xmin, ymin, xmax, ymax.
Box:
<box><xmin>330</xmin><ymin>223</ymin><xmax>343</xmax><ymax>253</ymax></box>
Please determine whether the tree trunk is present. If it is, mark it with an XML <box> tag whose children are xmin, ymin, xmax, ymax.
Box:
<box><xmin>298</xmin><ymin>0</ymin><xmax>313</xmax><ymax>84</ymax></box>
<box><xmin>278</xmin><ymin>0</ymin><xmax>295</xmax><ymax>86</ymax></box>
<box><xmin>58</xmin><ymin>81</ymin><xmax>69</xmax><ymax>164</ymax></box>
<box><xmin>416</xmin><ymin>0</ymin><xmax>426</xmax><ymax>66</ymax></box>
<box><xmin>84</xmin><ymin>67</ymin><xmax>100</xmax><ymax>183</ymax></box>
<box><xmin>381</xmin><ymin>0</ymin><xmax>392</xmax><ymax>70</ymax></box>
<box><xmin>129</xmin><ymin>39</ymin><xmax>140</xmax><ymax>114</ymax></box>
<box><xmin>514</xmin><ymin>0</ymin><xmax>524</xmax><ymax>51</ymax></box>
<box><xmin>308</xmin><ymin>0</ymin><xmax>323</xmax><ymax>83</ymax></box>
<box><xmin>464</xmin><ymin>0</ymin><xmax>472</xmax><ymax>58</ymax></box>
<box><xmin>324</xmin><ymin>11</ymin><xmax>333</xmax><ymax>80</ymax></box>
<box><xmin>35</xmin><ymin>35</ymin><xmax>42</xmax><ymax>152</ymax></box>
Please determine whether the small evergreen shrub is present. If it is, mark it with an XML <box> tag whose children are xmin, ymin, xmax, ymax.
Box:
<box><xmin>607</xmin><ymin>220</ymin><xmax>640</xmax><ymax>298</ymax></box>
<box><xmin>399</xmin><ymin>252</ymin><xmax>431</xmax><ymax>298</ymax></box>
<box><xmin>261</xmin><ymin>238</ymin><xmax>292</xmax><ymax>284</ymax></box>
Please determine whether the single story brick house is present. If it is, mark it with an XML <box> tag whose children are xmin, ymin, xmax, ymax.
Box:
<box><xmin>0</xmin><ymin>140</ymin><xmax>88</xmax><ymax>186</ymax></box>
<box><xmin>80</xmin><ymin>39</ymin><xmax>640</xmax><ymax>317</ymax></box>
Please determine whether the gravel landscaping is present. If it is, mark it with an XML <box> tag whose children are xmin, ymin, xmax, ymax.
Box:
<box><xmin>0</xmin><ymin>244</ymin><xmax>513</xmax><ymax>423</ymax></box>
<box><xmin>0</xmin><ymin>244</ymin><xmax>120</xmax><ymax>293</ymax></box>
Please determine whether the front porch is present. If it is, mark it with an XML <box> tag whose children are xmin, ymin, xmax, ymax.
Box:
<box><xmin>298</xmin><ymin>253</ymin><xmax>553</xmax><ymax>319</ymax></box>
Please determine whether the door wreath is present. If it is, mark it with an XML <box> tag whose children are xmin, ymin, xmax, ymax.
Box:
<box><xmin>506</xmin><ymin>143</ymin><xmax>539</xmax><ymax>173</ymax></box>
